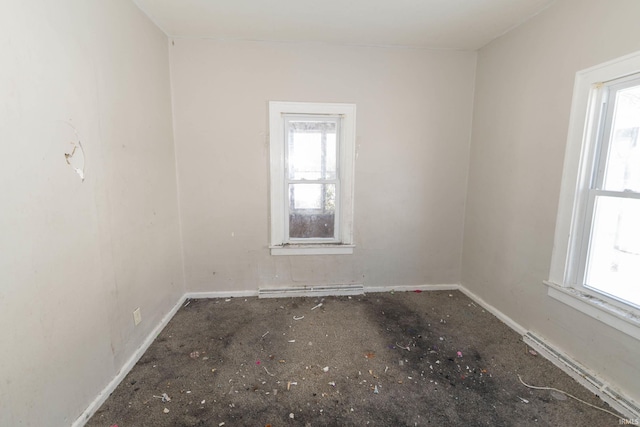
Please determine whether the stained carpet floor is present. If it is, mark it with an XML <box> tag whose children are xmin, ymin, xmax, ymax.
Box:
<box><xmin>87</xmin><ymin>291</ymin><xmax>623</xmax><ymax>426</ymax></box>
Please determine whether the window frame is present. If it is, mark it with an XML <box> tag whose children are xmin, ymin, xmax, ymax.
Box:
<box><xmin>268</xmin><ymin>101</ymin><xmax>356</xmax><ymax>256</ymax></box>
<box><xmin>547</xmin><ymin>50</ymin><xmax>640</xmax><ymax>340</ymax></box>
<box><xmin>578</xmin><ymin>76</ymin><xmax>640</xmax><ymax>300</ymax></box>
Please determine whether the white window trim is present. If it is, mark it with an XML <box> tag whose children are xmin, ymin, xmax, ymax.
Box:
<box><xmin>269</xmin><ymin>101</ymin><xmax>356</xmax><ymax>256</ymax></box>
<box><xmin>547</xmin><ymin>50</ymin><xmax>640</xmax><ymax>339</ymax></box>
<box><xmin>544</xmin><ymin>281</ymin><xmax>640</xmax><ymax>341</ymax></box>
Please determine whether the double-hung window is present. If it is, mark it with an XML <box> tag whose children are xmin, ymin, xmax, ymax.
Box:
<box><xmin>548</xmin><ymin>50</ymin><xmax>640</xmax><ymax>339</ymax></box>
<box><xmin>581</xmin><ymin>76</ymin><xmax>640</xmax><ymax>307</ymax></box>
<box><xmin>269</xmin><ymin>102</ymin><xmax>356</xmax><ymax>255</ymax></box>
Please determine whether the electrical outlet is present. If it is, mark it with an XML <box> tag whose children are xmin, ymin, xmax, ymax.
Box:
<box><xmin>133</xmin><ymin>307</ymin><xmax>142</xmax><ymax>326</ymax></box>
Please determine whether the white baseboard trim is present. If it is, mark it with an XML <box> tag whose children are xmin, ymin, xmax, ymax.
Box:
<box><xmin>365</xmin><ymin>284</ymin><xmax>460</xmax><ymax>293</ymax></box>
<box><xmin>185</xmin><ymin>290</ymin><xmax>259</xmax><ymax>299</ymax></box>
<box><xmin>257</xmin><ymin>283</ymin><xmax>460</xmax><ymax>298</ymax></box>
<box><xmin>524</xmin><ymin>332</ymin><xmax>639</xmax><ymax>419</ymax></box>
<box><xmin>457</xmin><ymin>285</ymin><xmax>528</xmax><ymax>335</ymax></box>
<box><xmin>259</xmin><ymin>284</ymin><xmax>364</xmax><ymax>298</ymax></box>
<box><xmin>71</xmin><ymin>294</ymin><xmax>187</xmax><ymax>427</ymax></box>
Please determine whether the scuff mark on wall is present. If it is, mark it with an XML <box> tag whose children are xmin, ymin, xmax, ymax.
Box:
<box><xmin>64</xmin><ymin>140</ymin><xmax>85</xmax><ymax>181</ymax></box>
<box><xmin>60</xmin><ymin>121</ymin><xmax>85</xmax><ymax>181</ymax></box>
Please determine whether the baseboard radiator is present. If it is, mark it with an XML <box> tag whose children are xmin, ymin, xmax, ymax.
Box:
<box><xmin>523</xmin><ymin>332</ymin><xmax>640</xmax><ymax>419</ymax></box>
<box><xmin>258</xmin><ymin>284</ymin><xmax>364</xmax><ymax>299</ymax></box>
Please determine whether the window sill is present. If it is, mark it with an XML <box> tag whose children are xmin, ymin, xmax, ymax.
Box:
<box><xmin>270</xmin><ymin>244</ymin><xmax>355</xmax><ymax>256</ymax></box>
<box><xmin>544</xmin><ymin>280</ymin><xmax>640</xmax><ymax>341</ymax></box>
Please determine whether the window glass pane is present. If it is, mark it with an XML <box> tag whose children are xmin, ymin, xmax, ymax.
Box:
<box><xmin>287</xmin><ymin>120</ymin><xmax>337</xmax><ymax>180</ymax></box>
<box><xmin>289</xmin><ymin>183</ymin><xmax>335</xmax><ymax>239</ymax></box>
<box><xmin>585</xmin><ymin>196</ymin><xmax>640</xmax><ymax>307</ymax></box>
<box><xmin>602</xmin><ymin>85</ymin><xmax>640</xmax><ymax>192</ymax></box>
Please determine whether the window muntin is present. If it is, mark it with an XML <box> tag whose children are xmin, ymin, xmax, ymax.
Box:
<box><xmin>580</xmin><ymin>75</ymin><xmax>640</xmax><ymax>308</ymax></box>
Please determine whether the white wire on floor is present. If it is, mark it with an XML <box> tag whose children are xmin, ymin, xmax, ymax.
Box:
<box><xmin>517</xmin><ymin>375</ymin><xmax>623</xmax><ymax>421</ymax></box>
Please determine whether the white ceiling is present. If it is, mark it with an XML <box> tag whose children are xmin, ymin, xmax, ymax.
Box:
<box><xmin>133</xmin><ymin>0</ymin><xmax>556</xmax><ymax>50</ymax></box>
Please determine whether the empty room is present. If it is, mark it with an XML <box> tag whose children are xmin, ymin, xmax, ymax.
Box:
<box><xmin>2</xmin><ymin>0</ymin><xmax>640</xmax><ymax>425</ymax></box>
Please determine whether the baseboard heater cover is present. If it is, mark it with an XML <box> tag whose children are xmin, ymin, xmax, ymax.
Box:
<box><xmin>523</xmin><ymin>332</ymin><xmax>640</xmax><ymax>419</ymax></box>
<box><xmin>258</xmin><ymin>284</ymin><xmax>365</xmax><ymax>299</ymax></box>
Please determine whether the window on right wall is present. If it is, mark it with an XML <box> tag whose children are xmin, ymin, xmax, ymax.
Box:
<box><xmin>582</xmin><ymin>75</ymin><xmax>640</xmax><ymax>307</ymax></box>
<box><xmin>548</xmin><ymin>50</ymin><xmax>640</xmax><ymax>339</ymax></box>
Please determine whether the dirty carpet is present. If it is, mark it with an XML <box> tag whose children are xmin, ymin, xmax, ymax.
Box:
<box><xmin>87</xmin><ymin>291</ymin><xmax>624</xmax><ymax>426</ymax></box>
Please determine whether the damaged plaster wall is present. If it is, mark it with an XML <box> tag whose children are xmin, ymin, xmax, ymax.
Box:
<box><xmin>169</xmin><ymin>39</ymin><xmax>476</xmax><ymax>292</ymax></box>
<box><xmin>0</xmin><ymin>1</ymin><xmax>184</xmax><ymax>425</ymax></box>
<box><xmin>462</xmin><ymin>0</ymin><xmax>640</xmax><ymax>405</ymax></box>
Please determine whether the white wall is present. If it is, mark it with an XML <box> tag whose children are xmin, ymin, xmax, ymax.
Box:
<box><xmin>170</xmin><ymin>39</ymin><xmax>476</xmax><ymax>292</ymax></box>
<box><xmin>0</xmin><ymin>1</ymin><xmax>184</xmax><ymax>425</ymax></box>
<box><xmin>462</xmin><ymin>0</ymin><xmax>640</xmax><ymax>403</ymax></box>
